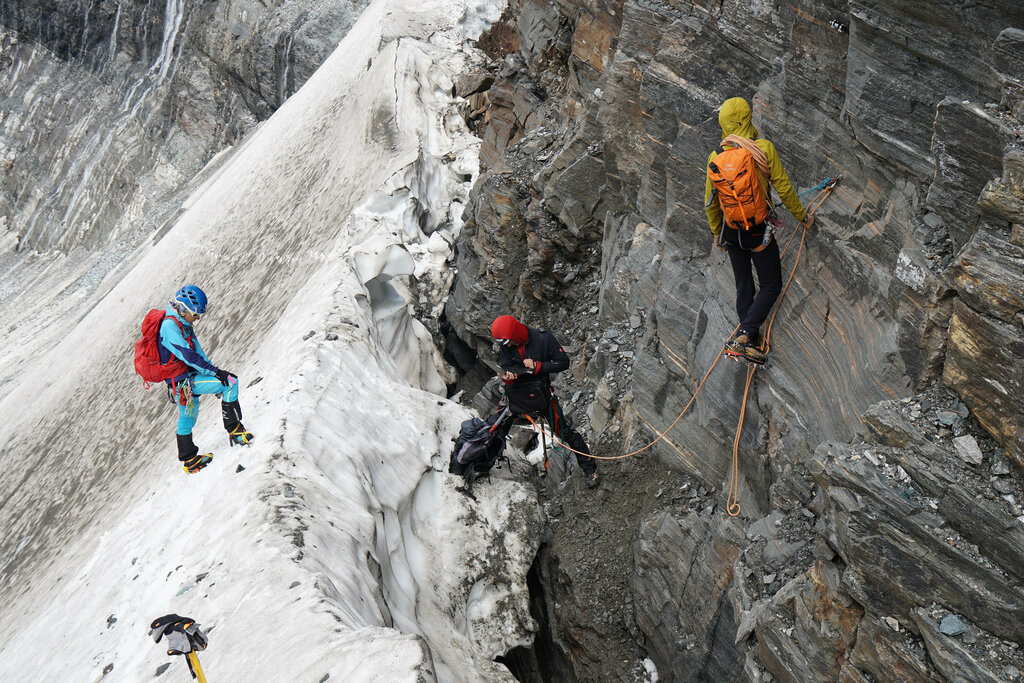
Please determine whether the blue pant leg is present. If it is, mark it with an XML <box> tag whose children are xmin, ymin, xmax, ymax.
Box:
<box><xmin>193</xmin><ymin>374</ymin><xmax>240</xmax><ymax>431</ymax></box>
<box><xmin>177</xmin><ymin>391</ymin><xmax>200</xmax><ymax>435</ymax></box>
<box><xmin>176</xmin><ymin>375</ymin><xmax>238</xmax><ymax>435</ymax></box>
<box><xmin>225</xmin><ymin>377</ymin><xmax>238</xmax><ymax>402</ymax></box>
<box><xmin>191</xmin><ymin>374</ymin><xmax>237</xmax><ymax>401</ymax></box>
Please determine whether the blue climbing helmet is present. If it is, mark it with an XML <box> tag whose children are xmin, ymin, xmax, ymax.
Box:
<box><xmin>174</xmin><ymin>285</ymin><xmax>208</xmax><ymax>315</ymax></box>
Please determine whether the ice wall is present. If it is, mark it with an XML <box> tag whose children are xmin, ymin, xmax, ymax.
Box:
<box><xmin>0</xmin><ymin>0</ymin><xmax>538</xmax><ymax>679</ymax></box>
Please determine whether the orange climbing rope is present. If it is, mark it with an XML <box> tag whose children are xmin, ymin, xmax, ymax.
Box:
<box><xmin>521</xmin><ymin>325</ymin><xmax>738</xmax><ymax>461</ymax></box>
<box><xmin>515</xmin><ymin>178</ymin><xmax>839</xmax><ymax>517</ymax></box>
<box><xmin>725</xmin><ymin>178</ymin><xmax>839</xmax><ymax>516</ymax></box>
<box><xmin>727</xmin><ymin>364</ymin><xmax>756</xmax><ymax>516</ymax></box>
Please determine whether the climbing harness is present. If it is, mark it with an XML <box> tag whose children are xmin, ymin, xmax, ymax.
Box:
<box><xmin>520</xmin><ymin>177</ymin><xmax>840</xmax><ymax>517</ymax></box>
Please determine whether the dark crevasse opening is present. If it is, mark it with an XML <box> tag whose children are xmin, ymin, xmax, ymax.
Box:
<box><xmin>496</xmin><ymin>544</ymin><xmax>577</xmax><ymax>683</ymax></box>
<box><xmin>440</xmin><ymin>308</ymin><xmax>495</xmax><ymax>400</ymax></box>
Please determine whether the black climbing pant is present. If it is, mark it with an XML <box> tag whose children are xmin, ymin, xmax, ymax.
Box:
<box><xmin>726</xmin><ymin>238</ymin><xmax>782</xmax><ymax>340</ymax></box>
<box><xmin>549</xmin><ymin>395</ymin><xmax>597</xmax><ymax>475</ymax></box>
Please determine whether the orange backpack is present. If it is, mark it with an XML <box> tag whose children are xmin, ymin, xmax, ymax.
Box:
<box><xmin>708</xmin><ymin>146</ymin><xmax>769</xmax><ymax>230</ymax></box>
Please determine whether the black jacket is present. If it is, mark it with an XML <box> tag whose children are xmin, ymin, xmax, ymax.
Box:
<box><xmin>497</xmin><ymin>327</ymin><xmax>569</xmax><ymax>390</ymax></box>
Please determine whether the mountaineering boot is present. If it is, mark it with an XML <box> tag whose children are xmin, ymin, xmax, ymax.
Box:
<box><xmin>182</xmin><ymin>453</ymin><xmax>214</xmax><ymax>474</ymax></box>
<box><xmin>177</xmin><ymin>433</ymin><xmax>213</xmax><ymax>474</ymax></box>
<box><xmin>228</xmin><ymin>424</ymin><xmax>254</xmax><ymax>447</ymax></box>
<box><xmin>222</xmin><ymin>400</ymin><xmax>254</xmax><ymax>446</ymax></box>
<box><xmin>726</xmin><ymin>331</ymin><xmax>754</xmax><ymax>352</ymax></box>
<box><xmin>221</xmin><ymin>399</ymin><xmax>242</xmax><ymax>432</ymax></box>
<box><xmin>726</xmin><ymin>342</ymin><xmax>767</xmax><ymax>365</ymax></box>
<box><xmin>726</xmin><ymin>332</ymin><xmax>767</xmax><ymax>365</ymax></box>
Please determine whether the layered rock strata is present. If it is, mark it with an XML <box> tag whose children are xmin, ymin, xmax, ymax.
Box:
<box><xmin>449</xmin><ymin>0</ymin><xmax>1024</xmax><ymax>679</ymax></box>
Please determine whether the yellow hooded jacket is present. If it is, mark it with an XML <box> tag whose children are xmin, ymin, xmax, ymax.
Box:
<box><xmin>704</xmin><ymin>98</ymin><xmax>806</xmax><ymax>236</ymax></box>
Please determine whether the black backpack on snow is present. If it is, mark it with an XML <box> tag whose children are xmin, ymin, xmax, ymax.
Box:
<box><xmin>449</xmin><ymin>408</ymin><xmax>511</xmax><ymax>487</ymax></box>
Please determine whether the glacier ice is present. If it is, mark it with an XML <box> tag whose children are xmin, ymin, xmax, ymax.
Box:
<box><xmin>0</xmin><ymin>0</ymin><xmax>542</xmax><ymax>680</ymax></box>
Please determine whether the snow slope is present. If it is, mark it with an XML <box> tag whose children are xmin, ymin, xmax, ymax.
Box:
<box><xmin>0</xmin><ymin>0</ymin><xmax>543</xmax><ymax>680</ymax></box>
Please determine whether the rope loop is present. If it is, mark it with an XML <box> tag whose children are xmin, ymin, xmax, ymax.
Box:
<box><xmin>726</xmin><ymin>177</ymin><xmax>839</xmax><ymax>516</ymax></box>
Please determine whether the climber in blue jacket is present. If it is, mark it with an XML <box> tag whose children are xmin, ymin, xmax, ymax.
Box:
<box><xmin>161</xmin><ymin>285</ymin><xmax>254</xmax><ymax>473</ymax></box>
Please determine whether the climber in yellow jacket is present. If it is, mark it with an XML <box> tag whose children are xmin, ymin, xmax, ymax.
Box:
<box><xmin>704</xmin><ymin>97</ymin><xmax>813</xmax><ymax>364</ymax></box>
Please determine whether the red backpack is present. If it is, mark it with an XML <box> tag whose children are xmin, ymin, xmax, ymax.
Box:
<box><xmin>134</xmin><ymin>309</ymin><xmax>190</xmax><ymax>386</ymax></box>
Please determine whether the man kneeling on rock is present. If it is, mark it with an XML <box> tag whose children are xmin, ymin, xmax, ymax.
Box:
<box><xmin>491</xmin><ymin>315</ymin><xmax>599</xmax><ymax>489</ymax></box>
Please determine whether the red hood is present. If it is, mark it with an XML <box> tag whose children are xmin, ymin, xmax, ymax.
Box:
<box><xmin>491</xmin><ymin>315</ymin><xmax>528</xmax><ymax>345</ymax></box>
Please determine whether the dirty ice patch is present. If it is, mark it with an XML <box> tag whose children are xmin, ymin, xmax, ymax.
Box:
<box><xmin>268</xmin><ymin>264</ymin><xmax>544</xmax><ymax>681</ymax></box>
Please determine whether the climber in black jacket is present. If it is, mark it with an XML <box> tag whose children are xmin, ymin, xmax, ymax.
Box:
<box><xmin>491</xmin><ymin>315</ymin><xmax>599</xmax><ymax>488</ymax></box>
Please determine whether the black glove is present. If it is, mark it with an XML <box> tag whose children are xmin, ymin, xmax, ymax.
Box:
<box><xmin>216</xmin><ymin>369</ymin><xmax>237</xmax><ymax>385</ymax></box>
<box><xmin>149</xmin><ymin>614</ymin><xmax>208</xmax><ymax>655</ymax></box>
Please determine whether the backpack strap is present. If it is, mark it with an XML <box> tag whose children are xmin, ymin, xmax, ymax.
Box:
<box><xmin>166</xmin><ymin>314</ymin><xmax>196</xmax><ymax>350</ymax></box>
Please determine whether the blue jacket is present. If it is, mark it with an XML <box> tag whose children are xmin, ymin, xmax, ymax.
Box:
<box><xmin>159</xmin><ymin>304</ymin><xmax>219</xmax><ymax>381</ymax></box>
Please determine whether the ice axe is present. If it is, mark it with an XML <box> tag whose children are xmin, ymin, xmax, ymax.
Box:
<box><xmin>185</xmin><ymin>652</ymin><xmax>208</xmax><ymax>683</ymax></box>
<box><xmin>149</xmin><ymin>613</ymin><xmax>209</xmax><ymax>682</ymax></box>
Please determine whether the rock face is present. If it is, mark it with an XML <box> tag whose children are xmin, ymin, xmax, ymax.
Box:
<box><xmin>632</xmin><ymin>507</ymin><xmax>744</xmax><ymax>681</ymax></box>
<box><xmin>447</xmin><ymin>0</ymin><xmax>1024</xmax><ymax>679</ymax></box>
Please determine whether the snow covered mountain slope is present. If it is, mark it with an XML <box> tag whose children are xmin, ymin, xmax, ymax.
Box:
<box><xmin>0</xmin><ymin>0</ymin><xmax>542</xmax><ymax>680</ymax></box>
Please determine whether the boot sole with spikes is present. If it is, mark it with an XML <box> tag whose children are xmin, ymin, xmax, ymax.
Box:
<box><xmin>183</xmin><ymin>454</ymin><xmax>214</xmax><ymax>474</ymax></box>
<box><xmin>228</xmin><ymin>428</ymin><xmax>255</xmax><ymax>447</ymax></box>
